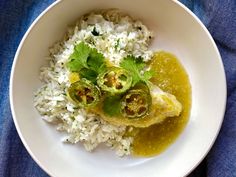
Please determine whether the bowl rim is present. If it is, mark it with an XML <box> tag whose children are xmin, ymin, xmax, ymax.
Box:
<box><xmin>9</xmin><ymin>0</ymin><xmax>227</xmax><ymax>176</ymax></box>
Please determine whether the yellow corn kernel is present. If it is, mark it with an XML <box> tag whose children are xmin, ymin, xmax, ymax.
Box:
<box><xmin>69</xmin><ymin>72</ymin><xmax>80</xmax><ymax>83</ymax></box>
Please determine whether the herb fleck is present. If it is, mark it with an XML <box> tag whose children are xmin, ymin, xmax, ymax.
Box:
<box><xmin>91</xmin><ymin>27</ymin><xmax>100</xmax><ymax>36</ymax></box>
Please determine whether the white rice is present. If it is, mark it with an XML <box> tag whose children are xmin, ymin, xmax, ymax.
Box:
<box><xmin>34</xmin><ymin>9</ymin><xmax>153</xmax><ymax>156</ymax></box>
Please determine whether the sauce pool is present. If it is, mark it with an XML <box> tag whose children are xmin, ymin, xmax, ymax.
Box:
<box><xmin>132</xmin><ymin>51</ymin><xmax>192</xmax><ymax>157</ymax></box>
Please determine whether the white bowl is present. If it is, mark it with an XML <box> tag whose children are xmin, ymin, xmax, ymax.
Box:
<box><xmin>10</xmin><ymin>0</ymin><xmax>226</xmax><ymax>177</ymax></box>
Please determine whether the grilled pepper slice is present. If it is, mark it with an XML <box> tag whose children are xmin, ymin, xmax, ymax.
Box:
<box><xmin>97</xmin><ymin>67</ymin><xmax>132</xmax><ymax>94</ymax></box>
<box><xmin>121</xmin><ymin>83</ymin><xmax>151</xmax><ymax>118</ymax></box>
<box><xmin>67</xmin><ymin>79</ymin><xmax>100</xmax><ymax>107</ymax></box>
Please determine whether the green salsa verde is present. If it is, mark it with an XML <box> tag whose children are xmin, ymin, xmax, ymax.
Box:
<box><xmin>132</xmin><ymin>51</ymin><xmax>192</xmax><ymax>157</ymax></box>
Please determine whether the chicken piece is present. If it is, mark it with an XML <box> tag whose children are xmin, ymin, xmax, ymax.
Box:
<box><xmin>92</xmin><ymin>83</ymin><xmax>182</xmax><ymax>128</ymax></box>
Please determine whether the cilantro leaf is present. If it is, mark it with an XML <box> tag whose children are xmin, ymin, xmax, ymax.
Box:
<box><xmin>79</xmin><ymin>68</ymin><xmax>98</xmax><ymax>83</ymax></box>
<box><xmin>66</xmin><ymin>42</ymin><xmax>107</xmax><ymax>82</ymax></box>
<box><xmin>66</xmin><ymin>42</ymin><xmax>90</xmax><ymax>72</ymax></box>
<box><xmin>143</xmin><ymin>70</ymin><xmax>155</xmax><ymax>81</ymax></box>
<box><xmin>87</xmin><ymin>48</ymin><xmax>107</xmax><ymax>74</ymax></box>
<box><xmin>103</xmin><ymin>95</ymin><xmax>122</xmax><ymax>116</ymax></box>
<box><xmin>120</xmin><ymin>56</ymin><xmax>154</xmax><ymax>86</ymax></box>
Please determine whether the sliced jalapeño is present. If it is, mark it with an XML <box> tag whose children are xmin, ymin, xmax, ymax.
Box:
<box><xmin>121</xmin><ymin>83</ymin><xmax>151</xmax><ymax>118</ymax></box>
<box><xmin>67</xmin><ymin>79</ymin><xmax>100</xmax><ymax>107</ymax></box>
<box><xmin>97</xmin><ymin>67</ymin><xmax>132</xmax><ymax>94</ymax></box>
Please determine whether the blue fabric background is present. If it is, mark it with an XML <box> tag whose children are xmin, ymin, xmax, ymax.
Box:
<box><xmin>0</xmin><ymin>0</ymin><xmax>235</xmax><ymax>176</ymax></box>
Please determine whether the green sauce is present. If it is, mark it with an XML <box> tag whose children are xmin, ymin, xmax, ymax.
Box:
<box><xmin>132</xmin><ymin>51</ymin><xmax>192</xmax><ymax>157</ymax></box>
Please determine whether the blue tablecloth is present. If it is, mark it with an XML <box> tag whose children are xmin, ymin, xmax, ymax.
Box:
<box><xmin>0</xmin><ymin>0</ymin><xmax>235</xmax><ymax>176</ymax></box>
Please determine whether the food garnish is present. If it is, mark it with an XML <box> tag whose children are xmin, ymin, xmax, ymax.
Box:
<box><xmin>97</xmin><ymin>67</ymin><xmax>132</xmax><ymax>94</ymax></box>
<box><xmin>67</xmin><ymin>79</ymin><xmax>100</xmax><ymax>108</ymax></box>
<box><xmin>120</xmin><ymin>56</ymin><xmax>154</xmax><ymax>86</ymax></box>
<box><xmin>66</xmin><ymin>42</ymin><xmax>106</xmax><ymax>83</ymax></box>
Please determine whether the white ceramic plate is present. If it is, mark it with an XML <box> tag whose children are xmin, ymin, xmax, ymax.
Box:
<box><xmin>10</xmin><ymin>0</ymin><xmax>226</xmax><ymax>177</ymax></box>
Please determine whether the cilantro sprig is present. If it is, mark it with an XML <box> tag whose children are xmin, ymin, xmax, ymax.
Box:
<box><xmin>66</xmin><ymin>42</ymin><xmax>106</xmax><ymax>83</ymax></box>
<box><xmin>120</xmin><ymin>56</ymin><xmax>154</xmax><ymax>86</ymax></box>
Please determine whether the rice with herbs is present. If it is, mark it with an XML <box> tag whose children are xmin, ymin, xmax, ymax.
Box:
<box><xmin>34</xmin><ymin>9</ymin><xmax>153</xmax><ymax>156</ymax></box>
